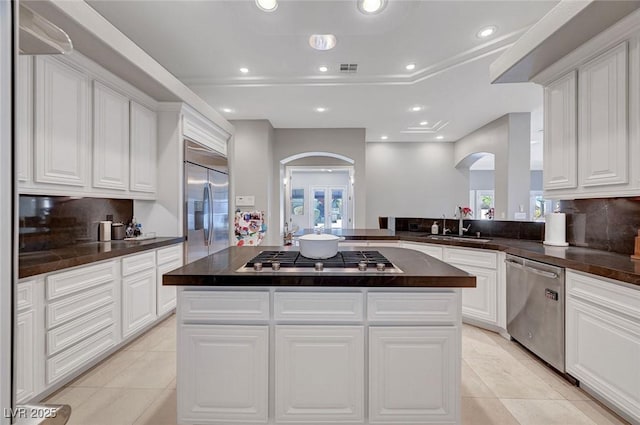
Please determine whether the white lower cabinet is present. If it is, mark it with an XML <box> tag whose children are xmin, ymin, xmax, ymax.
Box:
<box><xmin>179</xmin><ymin>325</ymin><xmax>269</xmax><ymax>424</ymax></box>
<box><xmin>455</xmin><ymin>265</ymin><xmax>497</xmax><ymax>324</ymax></box>
<box><xmin>369</xmin><ymin>326</ymin><xmax>458</xmax><ymax>424</ymax></box>
<box><xmin>16</xmin><ymin>309</ymin><xmax>36</xmax><ymax>403</ymax></box>
<box><xmin>566</xmin><ymin>270</ymin><xmax>640</xmax><ymax>423</ymax></box>
<box><xmin>122</xmin><ymin>268</ymin><xmax>157</xmax><ymax>338</ymax></box>
<box><xmin>156</xmin><ymin>244</ymin><xmax>183</xmax><ymax>316</ymax></box>
<box><xmin>275</xmin><ymin>325</ymin><xmax>365</xmax><ymax>423</ymax></box>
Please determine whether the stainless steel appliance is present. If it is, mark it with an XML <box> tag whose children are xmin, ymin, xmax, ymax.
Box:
<box><xmin>506</xmin><ymin>254</ymin><xmax>566</xmax><ymax>372</ymax></box>
<box><xmin>237</xmin><ymin>250</ymin><xmax>403</xmax><ymax>273</ymax></box>
<box><xmin>185</xmin><ymin>140</ymin><xmax>229</xmax><ymax>263</ymax></box>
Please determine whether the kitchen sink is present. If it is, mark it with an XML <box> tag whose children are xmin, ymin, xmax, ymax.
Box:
<box><xmin>426</xmin><ymin>235</ymin><xmax>492</xmax><ymax>243</ymax></box>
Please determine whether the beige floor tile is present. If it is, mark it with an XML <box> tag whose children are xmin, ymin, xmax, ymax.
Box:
<box><xmin>519</xmin><ymin>359</ymin><xmax>591</xmax><ymax>401</ymax></box>
<box><xmin>462</xmin><ymin>397</ymin><xmax>520</xmax><ymax>425</ymax></box>
<box><xmin>462</xmin><ymin>360</ymin><xmax>496</xmax><ymax>398</ymax></box>
<box><xmin>132</xmin><ymin>389</ymin><xmax>177</xmax><ymax>425</ymax></box>
<box><xmin>105</xmin><ymin>351</ymin><xmax>176</xmax><ymax>389</ymax></box>
<box><xmin>44</xmin><ymin>386</ymin><xmax>100</xmax><ymax>407</ymax></box>
<box><xmin>501</xmin><ymin>399</ymin><xmax>599</xmax><ymax>425</ymax></box>
<box><xmin>166</xmin><ymin>377</ymin><xmax>176</xmax><ymax>390</ymax></box>
<box><xmin>462</xmin><ymin>326</ymin><xmax>516</xmax><ymax>360</ymax></box>
<box><xmin>570</xmin><ymin>400</ymin><xmax>631</xmax><ymax>425</ymax></box>
<box><xmin>70</xmin><ymin>350</ymin><xmax>146</xmax><ymax>388</ymax></box>
<box><xmin>466</xmin><ymin>356</ymin><xmax>564</xmax><ymax>399</ymax></box>
<box><xmin>159</xmin><ymin>314</ymin><xmax>176</xmax><ymax>328</ymax></box>
<box><xmin>126</xmin><ymin>325</ymin><xmax>175</xmax><ymax>352</ymax></box>
<box><xmin>66</xmin><ymin>388</ymin><xmax>162</xmax><ymax>425</ymax></box>
<box><xmin>148</xmin><ymin>326</ymin><xmax>176</xmax><ymax>352</ymax></box>
<box><xmin>485</xmin><ymin>332</ymin><xmax>541</xmax><ymax>362</ymax></box>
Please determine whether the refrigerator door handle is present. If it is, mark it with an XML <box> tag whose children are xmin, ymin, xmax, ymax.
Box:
<box><xmin>203</xmin><ymin>184</ymin><xmax>212</xmax><ymax>247</ymax></box>
<box><xmin>208</xmin><ymin>182</ymin><xmax>215</xmax><ymax>247</ymax></box>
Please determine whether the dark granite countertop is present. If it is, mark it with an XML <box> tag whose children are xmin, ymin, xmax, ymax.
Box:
<box><xmin>19</xmin><ymin>237</ymin><xmax>185</xmax><ymax>279</ymax></box>
<box><xmin>163</xmin><ymin>246</ymin><xmax>476</xmax><ymax>288</ymax></box>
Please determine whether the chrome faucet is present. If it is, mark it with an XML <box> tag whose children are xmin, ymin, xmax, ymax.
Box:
<box><xmin>442</xmin><ymin>214</ymin><xmax>451</xmax><ymax>234</ymax></box>
<box><xmin>457</xmin><ymin>210</ymin><xmax>471</xmax><ymax>236</ymax></box>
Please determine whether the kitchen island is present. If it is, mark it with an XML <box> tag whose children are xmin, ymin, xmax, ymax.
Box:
<box><xmin>164</xmin><ymin>246</ymin><xmax>475</xmax><ymax>425</ymax></box>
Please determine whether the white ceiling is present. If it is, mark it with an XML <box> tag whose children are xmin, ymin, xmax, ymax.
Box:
<box><xmin>87</xmin><ymin>0</ymin><xmax>554</xmax><ymax>165</ymax></box>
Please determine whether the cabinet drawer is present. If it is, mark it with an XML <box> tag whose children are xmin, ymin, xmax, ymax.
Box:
<box><xmin>181</xmin><ymin>291</ymin><xmax>269</xmax><ymax>322</ymax></box>
<box><xmin>46</xmin><ymin>261</ymin><xmax>117</xmax><ymax>301</ymax></box>
<box><xmin>274</xmin><ymin>292</ymin><xmax>363</xmax><ymax>322</ymax></box>
<box><xmin>46</xmin><ymin>283</ymin><xmax>115</xmax><ymax>329</ymax></box>
<box><xmin>367</xmin><ymin>292</ymin><xmax>459</xmax><ymax>324</ymax></box>
<box><xmin>157</xmin><ymin>244</ymin><xmax>182</xmax><ymax>265</ymax></box>
<box><xmin>567</xmin><ymin>270</ymin><xmax>640</xmax><ymax>321</ymax></box>
<box><xmin>17</xmin><ymin>281</ymin><xmax>34</xmax><ymax>312</ymax></box>
<box><xmin>46</xmin><ymin>325</ymin><xmax>116</xmax><ymax>385</ymax></box>
<box><xmin>443</xmin><ymin>247</ymin><xmax>497</xmax><ymax>269</ymax></box>
<box><xmin>47</xmin><ymin>303</ymin><xmax>115</xmax><ymax>356</ymax></box>
<box><xmin>122</xmin><ymin>251</ymin><xmax>156</xmax><ymax>276</ymax></box>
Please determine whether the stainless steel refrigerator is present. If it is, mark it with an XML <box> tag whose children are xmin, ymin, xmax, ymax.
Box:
<box><xmin>184</xmin><ymin>140</ymin><xmax>229</xmax><ymax>263</ymax></box>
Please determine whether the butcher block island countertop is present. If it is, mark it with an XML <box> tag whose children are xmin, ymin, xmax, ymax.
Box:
<box><xmin>168</xmin><ymin>246</ymin><xmax>472</xmax><ymax>425</ymax></box>
<box><xmin>163</xmin><ymin>245</ymin><xmax>476</xmax><ymax>287</ymax></box>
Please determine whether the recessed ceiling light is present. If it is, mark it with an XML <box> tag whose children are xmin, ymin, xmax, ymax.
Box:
<box><xmin>316</xmin><ymin>107</ymin><xmax>327</xmax><ymax>112</ymax></box>
<box><xmin>222</xmin><ymin>108</ymin><xmax>234</xmax><ymax>113</ymax></box>
<box><xmin>411</xmin><ymin>106</ymin><xmax>422</xmax><ymax>112</ymax></box>
<box><xmin>477</xmin><ymin>26</ymin><xmax>497</xmax><ymax>39</ymax></box>
<box><xmin>358</xmin><ymin>0</ymin><xmax>387</xmax><ymax>14</ymax></box>
<box><xmin>420</xmin><ymin>121</ymin><xmax>428</xmax><ymax>126</ymax></box>
<box><xmin>239</xmin><ymin>67</ymin><xmax>249</xmax><ymax>74</ymax></box>
<box><xmin>436</xmin><ymin>135</ymin><xmax>444</xmax><ymax>140</ymax></box>
<box><xmin>255</xmin><ymin>0</ymin><xmax>278</xmax><ymax>12</ymax></box>
<box><xmin>381</xmin><ymin>135</ymin><xmax>388</xmax><ymax>140</ymax></box>
<box><xmin>309</xmin><ymin>34</ymin><xmax>337</xmax><ymax>51</ymax></box>
<box><xmin>318</xmin><ymin>66</ymin><xmax>328</xmax><ymax>73</ymax></box>
<box><xmin>405</xmin><ymin>63</ymin><xmax>416</xmax><ymax>71</ymax></box>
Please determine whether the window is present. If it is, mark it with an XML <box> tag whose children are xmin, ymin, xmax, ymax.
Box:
<box><xmin>469</xmin><ymin>190</ymin><xmax>495</xmax><ymax>220</ymax></box>
<box><xmin>530</xmin><ymin>191</ymin><xmax>553</xmax><ymax>221</ymax></box>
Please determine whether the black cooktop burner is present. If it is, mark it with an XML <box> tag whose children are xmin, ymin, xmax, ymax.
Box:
<box><xmin>245</xmin><ymin>251</ymin><xmax>394</xmax><ymax>269</ymax></box>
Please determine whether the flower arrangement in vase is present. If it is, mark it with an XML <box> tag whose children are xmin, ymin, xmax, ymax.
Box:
<box><xmin>458</xmin><ymin>206</ymin><xmax>473</xmax><ymax>218</ymax></box>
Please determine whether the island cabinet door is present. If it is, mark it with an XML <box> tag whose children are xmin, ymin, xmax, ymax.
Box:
<box><xmin>275</xmin><ymin>325</ymin><xmax>365</xmax><ymax>423</ymax></box>
<box><xmin>457</xmin><ymin>265</ymin><xmax>498</xmax><ymax>326</ymax></box>
<box><xmin>369</xmin><ymin>327</ymin><xmax>459</xmax><ymax>424</ymax></box>
<box><xmin>179</xmin><ymin>325</ymin><xmax>268</xmax><ymax>424</ymax></box>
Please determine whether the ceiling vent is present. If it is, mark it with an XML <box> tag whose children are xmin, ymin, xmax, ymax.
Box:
<box><xmin>339</xmin><ymin>64</ymin><xmax>358</xmax><ymax>73</ymax></box>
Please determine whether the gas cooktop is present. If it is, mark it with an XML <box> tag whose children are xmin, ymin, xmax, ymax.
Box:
<box><xmin>238</xmin><ymin>250</ymin><xmax>403</xmax><ymax>273</ymax></box>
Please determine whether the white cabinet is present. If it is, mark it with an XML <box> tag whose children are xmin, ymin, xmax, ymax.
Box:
<box><xmin>179</xmin><ymin>325</ymin><xmax>268</xmax><ymax>424</ymax></box>
<box><xmin>34</xmin><ymin>56</ymin><xmax>89</xmax><ymax>187</ymax></box>
<box><xmin>443</xmin><ymin>247</ymin><xmax>502</xmax><ymax>330</ymax></box>
<box><xmin>578</xmin><ymin>42</ymin><xmax>629</xmax><ymax>187</ymax></box>
<box><xmin>400</xmin><ymin>241</ymin><xmax>443</xmax><ymax>260</ymax></box>
<box><xmin>17</xmin><ymin>56</ymin><xmax>33</xmax><ymax>183</ymax></box>
<box><xmin>92</xmin><ymin>81</ymin><xmax>129</xmax><ymax>191</ymax></box>
<box><xmin>566</xmin><ymin>270</ymin><xmax>640</xmax><ymax>423</ymax></box>
<box><xmin>16</xmin><ymin>278</ymin><xmax>43</xmax><ymax>404</ymax></box>
<box><xmin>369</xmin><ymin>326</ymin><xmax>458</xmax><ymax>424</ymax></box>
<box><xmin>275</xmin><ymin>325</ymin><xmax>365</xmax><ymax>423</ymax></box>
<box><xmin>130</xmin><ymin>101</ymin><xmax>157</xmax><ymax>193</ymax></box>
<box><xmin>156</xmin><ymin>244</ymin><xmax>182</xmax><ymax>317</ymax></box>
<box><xmin>543</xmin><ymin>70</ymin><xmax>577</xmax><ymax>190</ymax></box>
<box><xmin>122</xmin><ymin>268</ymin><xmax>157</xmax><ymax>339</ymax></box>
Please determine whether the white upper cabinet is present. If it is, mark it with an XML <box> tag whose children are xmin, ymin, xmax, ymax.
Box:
<box><xmin>17</xmin><ymin>56</ymin><xmax>33</xmax><ymax>184</ymax></box>
<box><xmin>93</xmin><ymin>81</ymin><xmax>130</xmax><ymax>191</ymax></box>
<box><xmin>543</xmin><ymin>70</ymin><xmax>577</xmax><ymax>190</ymax></box>
<box><xmin>578</xmin><ymin>42</ymin><xmax>628</xmax><ymax>187</ymax></box>
<box><xmin>34</xmin><ymin>56</ymin><xmax>90</xmax><ymax>187</ymax></box>
<box><xmin>129</xmin><ymin>101</ymin><xmax>157</xmax><ymax>193</ymax></box>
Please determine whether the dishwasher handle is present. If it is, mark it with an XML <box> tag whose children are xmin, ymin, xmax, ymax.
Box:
<box><xmin>504</xmin><ymin>258</ymin><xmax>524</xmax><ymax>269</ymax></box>
<box><xmin>524</xmin><ymin>265</ymin><xmax>559</xmax><ymax>279</ymax></box>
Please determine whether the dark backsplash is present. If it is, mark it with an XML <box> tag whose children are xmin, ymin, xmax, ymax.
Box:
<box><xmin>393</xmin><ymin>217</ymin><xmax>545</xmax><ymax>241</ymax></box>
<box><xmin>19</xmin><ymin>195</ymin><xmax>133</xmax><ymax>252</ymax></box>
<box><xmin>560</xmin><ymin>197</ymin><xmax>640</xmax><ymax>255</ymax></box>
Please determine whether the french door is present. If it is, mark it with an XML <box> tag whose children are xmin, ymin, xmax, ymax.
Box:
<box><xmin>311</xmin><ymin>186</ymin><xmax>348</xmax><ymax>230</ymax></box>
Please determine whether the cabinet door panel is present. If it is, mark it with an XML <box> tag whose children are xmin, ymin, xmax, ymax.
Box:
<box><xmin>34</xmin><ymin>56</ymin><xmax>89</xmax><ymax>186</ymax></box>
<box><xmin>17</xmin><ymin>56</ymin><xmax>33</xmax><ymax>183</ymax></box>
<box><xmin>93</xmin><ymin>81</ymin><xmax>129</xmax><ymax>190</ymax></box>
<box><xmin>179</xmin><ymin>325</ymin><xmax>268</xmax><ymax>424</ymax></box>
<box><xmin>275</xmin><ymin>325</ymin><xmax>364</xmax><ymax>423</ymax></box>
<box><xmin>369</xmin><ymin>326</ymin><xmax>458</xmax><ymax>424</ymax></box>
<box><xmin>157</xmin><ymin>259</ymin><xmax>182</xmax><ymax>316</ymax></box>
<box><xmin>130</xmin><ymin>102</ymin><xmax>157</xmax><ymax>193</ymax></box>
<box><xmin>578</xmin><ymin>42</ymin><xmax>629</xmax><ymax>187</ymax></box>
<box><xmin>122</xmin><ymin>269</ymin><xmax>156</xmax><ymax>338</ymax></box>
<box><xmin>16</xmin><ymin>310</ymin><xmax>35</xmax><ymax>403</ymax></box>
<box><xmin>456</xmin><ymin>265</ymin><xmax>497</xmax><ymax>325</ymax></box>
<box><xmin>544</xmin><ymin>70</ymin><xmax>578</xmax><ymax>190</ymax></box>
<box><xmin>567</xmin><ymin>297</ymin><xmax>640</xmax><ymax>420</ymax></box>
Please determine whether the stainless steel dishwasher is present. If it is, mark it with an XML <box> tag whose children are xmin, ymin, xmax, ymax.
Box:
<box><xmin>506</xmin><ymin>254</ymin><xmax>566</xmax><ymax>373</ymax></box>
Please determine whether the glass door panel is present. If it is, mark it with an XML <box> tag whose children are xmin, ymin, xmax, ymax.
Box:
<box><xmin>312</xmin><ymin>188</ymin><xmax>326</xmax><ymax>229</ymax></box>
<box><xmin>329</xmin><ymin>188</ymin><xmax>345</xmax><ymax>229</ymax></box>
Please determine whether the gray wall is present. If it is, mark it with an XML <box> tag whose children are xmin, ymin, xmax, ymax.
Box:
<box><xmin>365</xmin><ymin>142</ymin><xmax>468</xmax><ymax>227</ymax></box>
<box><xmin>273</xmin><ymin>128</ymin><xmax>366</xmax><ymax>240</ymax></box>
<box><xmin>229</xmin><ymin>120</ymin><xmax>275</xmax><ymax>243</ymax></box>
<box><xmin>454</xmin><ymin>113</ymin><xmax>530</xmax><ymax>220</ymax></box>
<box><xmin>470</xmin><ymin>170</ymin><xmax>543</xmax><ymax>191</ymax></box>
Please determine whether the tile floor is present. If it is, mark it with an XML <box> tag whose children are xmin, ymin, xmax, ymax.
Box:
<box><xmin>45</xmin><ymin>315</ymin><xmax>630</xmax><ymax>425</ymax></box>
